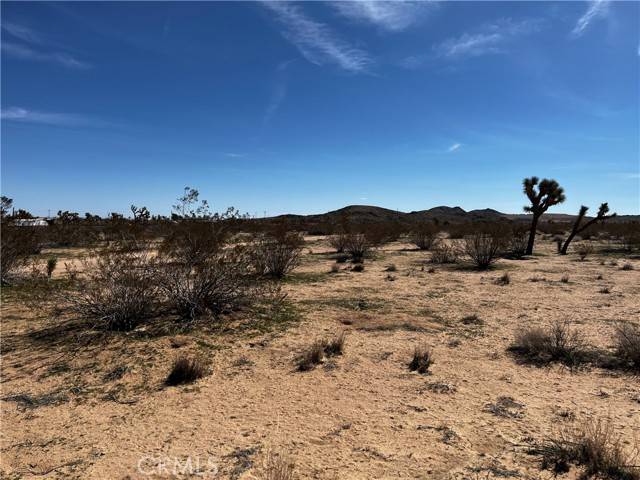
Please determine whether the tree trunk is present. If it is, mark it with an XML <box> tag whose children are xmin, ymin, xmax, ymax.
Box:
<box><xmin>525</xmin><ymin>214</ymin><xmax>539</xmax><ymax>255</ymax></box>
<box><xmin>560</xmin><ymin>231</ymin><xmax>577</xmax><ymax>255</ymax></box>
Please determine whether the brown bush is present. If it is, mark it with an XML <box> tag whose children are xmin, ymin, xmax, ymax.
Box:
<box><xmin>344</xmin><ymin>233</ymin><xmax>370</xmax><ymax>262</ymax></box>
<box><xmin>165</xmin><ymin>356</ymin><xmax>207</xmax><ymax>386</ymax></box>
<box><xmin>508</xmin><ymin>226</ymin><xmax>529</xmax><ymax>259</ymax></box>
<box><xmin>66</xmin><ymin>248</ymin><xmax>158</xmax><ymax>331</ymax></box>
<box><xmin>509</xmin><ymin>320</ymin><xmax>586</xmax><ymax>367</ymax></box>
<box><xmin>329</xmin><ymin>233</ymin><xmax>348</xmax><ymax>253</ymax></box>
<box><xmin>429</xmin><ymin>240</ymin><xmax>458</xmax><ymax>264</ymax></box>
<box><xmin>251</xmin><ymin>233</ymin><xmax>303</xmax><ymax>278</ymax></box>
<box><xmin>324</xmin><ymin>332</ymin><xmax>345</xmax><ymax>356</ymax></box>
<box><xmin>409</xmin><ymin>345</ymin><xmax>433</xmax><ymax>374</ymax></box>
<box><xmin>464</xmin><ymin>232</ymin><xmax>506</xmax><ymax>269</ymax></box>
<box><xmin>1</xmin><ymin>225</ymin><xmax>42</xmax><ymax>284</ymax></box>
<box><xmin>157</xmin><ymin>246</ymin><xmax>256</xmax><ymax>320</ymax></box>
<box><xmin>576</xmin><ymin>243</ymin><xmax>594</xmax><ymax>261</ymax></box>
<box><xmin>296</xmin><ymin>340</ymin><xmax>325</xmax><ymax>371</ymax></box>
<box><xmin>614</xmin><ymin>322</ymin><xmax>640</xmax><ymax>371</ymax></box>
<box><xmin>411</xmin><ymin>223</ymin><xmax>438</xmax><ymax>250</ymax></box>
<box><xmin>534</xmin><ymin>418</ymin><xmax>639</xmax><ymax>479</ymax></box>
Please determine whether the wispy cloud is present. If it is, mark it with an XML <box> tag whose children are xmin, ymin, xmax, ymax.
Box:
<box><xmin>433</xmin><ymin>18</ymin><xmax>543</xmax><ymax>60</ymax></box>
<box><xmin>261</xmin><ymin>2</ymin><xmax>372</xmax><ymax>73</ymax></box>
<box><xmin>1</xmin><ymin>21</ymin><xmax>90</xmax><ymax>69</ymax></box>
<box><xmin>263</xmin><ymin>60</ymin><xmax>295</xmax><ymax>125</ymax></box>
<box><xmin>571</xmin><ymin>0</ymin><xmax>609</xmax><ymax>38</ymax></box>
<box><xmin>2</xmin><ymin>42</ymin><xmax>90</xmax><ymax>69</ymax></box>
<box><xmin>448</xmin><ymin>143</ymin><xmax>462</xmax><ymax>152</ymax></box>
<box><xmin>224</xmin><ymin>153</ymin><xmax>246</xmax><ymax>158</ymax></box>
<box><xmin>1</xmin><ymin>22</ymin><xmax>46</xmax><ymax>45</ymax></box>
<box><xmin>1</xmin><ymin>107</ymin><xmax>106</xmax><ymax>127</ymax></box>
<box><xmin>330</xmin><ymin>1</ymin><xmax>434</xmax><ymax>32</ymax></box>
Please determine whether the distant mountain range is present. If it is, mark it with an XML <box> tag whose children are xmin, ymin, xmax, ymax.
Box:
<box><xmin>270</xmin><ymin>205</ymin><xmax>639</xmax><ymax>225</ymax></box>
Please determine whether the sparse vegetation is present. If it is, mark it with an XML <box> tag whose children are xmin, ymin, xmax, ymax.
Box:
<box><xmin>409</xmin><ymin>346</ymin><xmax>433</xmax><ymax>374</ymax></box>
<box><xmin>344</xmin><ymin>233</ymin><xmax>370</xmax><ymax>263</ymax></box>
<box><xmin>533</xmin><ymin>418</ymin><xmax>639</xmax><ymax>479</ymax></box>
<box><xmin>430</xmin><ymin>241</ymin><xmax>458</xmax><ymax>264</ymax></box>
<box><xmin>463</xmin><ymin>231</ymin><xmax>505</xmax><ymax>269</ymax></box>
<box><xmin>166</xmin><ymin>356</ymin><xmax>207</xmax><ymax>386</ymax></box>
<box><xmin>509</xmin><ymin>321</ymin><xmax>586</xmax><ymax>367</ymax></box>
<box><xmin>576</xmin><ymin>243</ymin><xmax>594</xmax><ymax>261</ymax></box>
<box><xmin>297</xmin><ymin>340</ymin><xmax>325</xmax><ymax>371</ymax></box>
<box><xmin>614</xmin><ymin>322</ymin><xmax>640</xmax><ymax>371</ymax></box>
<box><xmin>495</xmin><ymin>272</ymin><xmax>510</xmax><ymax>285</ymax></box>
<box><xmin>411</xmin><ymin>223</ymin><xmax>438</xmax><ymax>250</ymax></box>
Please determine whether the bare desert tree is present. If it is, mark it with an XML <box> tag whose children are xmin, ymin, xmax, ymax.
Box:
<box><xmin>523</xmin><ymin>177</ymin><xmax>566</xmax><ymax>255</ymax></box>
<box><xmin>411</xmin><ymin>222</ymin><xmax>438</xmax><ymax>250</ymax></box>
<box><xmin>560</xmin><ymin>203</ymin><xmax>616</xmax><ymax>255</ymax></box>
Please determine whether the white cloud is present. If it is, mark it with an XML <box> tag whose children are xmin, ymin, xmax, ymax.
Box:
<box><xmin>261</xmin><ymin>2</ymin><xmax>372</xmax><ymax>73</ymax></box>
<box><xmin>448</xmin><ymin>143</ymin><xmax>462</xmax><ymax>152</ymax></box>
<box><xmin>1</xmin><ymin>22</ymin><xmax>45</xmax><ymax>45</ymax></box>
<box><xmin>571</xmin><ymin>0</ymin><xmax>609</xmax><ymax>38</ymax></box>
<box><xmin>263</xmin><ymin>60</ymin><xmax>295</xmax><ymax>125</ymax></box>
<box><xmin>434</xmin><ymin>18</ymin><xmax>543</xmax><ymax>59</ymax></box>
<box><xmin>1</xmin><ymin>42</ymin><xmax>90</xmax><ymax>69</ymax></box>
<box><xmin>224</xmin><ymin>153</ymin><xmax>246</xmax><ymax>158</ymax></box>
<box><xmin>1</xmin><ymin>107</ymin><xmax>104</xmax><ymax>127</ymax></box>
<box><xmin>331</xmin><ymin>1</ymin><xmax>434</xmax><ymax>32</ymax></box>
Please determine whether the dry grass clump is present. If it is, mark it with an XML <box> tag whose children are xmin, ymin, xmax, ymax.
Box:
<box><xmin>409</xmin><ymin>345</ymin><xmax>433</xmax><ymax>374</ymax></box>
<box><xmin>296</xmin><ymin>340</ymin><xmax>325</xmax><ymax>371</ymax></box>
<box><xmin>296</xmin><ymin>333</ymin><xmax>346</xmax><ymax>371</ymax></box>
<box><xmin>533</xmin><ymin>418</ymin><xmax>639</xmax><ymax>479</ymax></box>
<box><xmin>614</xmin><ymin>322</ymin><xmax>640</xmax><ymax>371</ymax></box>
<box><xmin>461</xmin><ymin>314</ymin><xmax>483</xmax><ymax>325</ymax></box>
<box><xmin>495</xmin><ymin>272</ymin><xmax>510</xmax><ymax>285</ymax></box>
<box><xmin>509</xmin><ymin>320</ymin><xmax>587</xmax><ymax>367</ymax></box>
<box><xmin>261</xmin><ymin>449</ymin><xmax>295</xmax><ymax>480</ymax></box>
<box><xmin>165</xmin><ymin>356</ymin><xmax>207</xmax><ymax>386</ymax></box>
<box><xmin>324</xmin><ymin>331</ymin><xmax>345</xmax><ymax>357</ymax></box>
<box><xmin>329</xmin><ymin>233</ymin><xmax>348</xmax><ymax>253</ymax></box>
<box><xmin>600</xmin><ymin>287</ymin><xmax>611</xmax><ymax>294</ymax></box>
<box><xmin>329</xmin><ymin>263</ymin><xmax>340</xmax><ymax>273</ymax></box>
<box><xmin>620</xmin><ymin>263</ymin><xmax>634</xmax><ymax>271</ymax></box>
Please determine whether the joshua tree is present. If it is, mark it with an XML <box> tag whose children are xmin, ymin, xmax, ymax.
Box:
<box><xmin>560</xmin><ymin>203</ymin><xmax>616</xmax><ymax>255</ymax></box>
<box><xmin>523</xmin><ymin>177</ymin><xmax>566</xmax><ymax>255</ymax></box>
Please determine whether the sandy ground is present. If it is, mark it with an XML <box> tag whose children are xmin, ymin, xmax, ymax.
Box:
<box><xmin>1</xmin><ymin>237</ymin><xmax>639</xmax><ymax>479</ymax></box>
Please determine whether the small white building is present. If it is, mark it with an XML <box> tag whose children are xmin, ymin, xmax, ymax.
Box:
<box><xmin>13</xmin><ymin>218</ymin><xmax>50</xmax><ymax>227</ymax></box>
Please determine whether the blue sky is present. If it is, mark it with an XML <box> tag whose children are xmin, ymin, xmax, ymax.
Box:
<box><xmin>1</xmin><ymin>1</ymin><xmax>638</xmax><ymax>217</ymax></box>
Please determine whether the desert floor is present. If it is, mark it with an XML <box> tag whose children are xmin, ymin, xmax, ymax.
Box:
<box><xmin>1</xmin><ymin>237</ymin><xmax>639</xmax><ymax>479</ymax></box>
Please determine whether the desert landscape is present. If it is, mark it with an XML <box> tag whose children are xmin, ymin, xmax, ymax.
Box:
<box><xmin>1</xmin><ymin>189</ymin><xmax>639</xmax><ymax>480</ymax></box>
<box><xmin>2</xmin><ymin>1</ymin><xmax>639</xmax><ymax>479</ymax></box>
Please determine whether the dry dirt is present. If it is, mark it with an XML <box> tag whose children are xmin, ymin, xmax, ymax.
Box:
<box><xmin>1</xmin><ymin>237</ymin><xmax>639</xmax><ymax>479</ymax></box>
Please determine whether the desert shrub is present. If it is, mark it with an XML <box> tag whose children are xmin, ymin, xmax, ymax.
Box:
<box><xmin>157</xmin><ymin>245</ymin><xmax>257</xmax><ymax>320</ymax></box>
<box><xmin>344</xmin><ymin>233</ymin><xmax>370</xmax><ymax>262</ymax></box>
<box><xmin>464</xmin><ymin>232</ymin><xmax>506</xmax><ymax>269</ymax></box>
<box><xmin>495</xmin><ymin>272</ymin><xmax>510</xmax><ymax>285</ymax></box>
<box><xmin>46</xmin><ymin>257</ymin><xmax>57</xmax><ymax>279</ymax></box>
<box><xmin>614</xmin><ymin>322</ymin><xmax>640</xmax><ymax>371</ymax></box>
<box><xmin>384</xmin><ymin>264</ymin><xmax>397</xmax><ymax>272</ymax></box>
<box><xmin>534</xmin><ymin>418</ymin><xmax>639</xmax><ymax>479</ymax></box>
<box><xmin>621</xmin><ymin>263</ymin><xmax>634</xmax><ymax>271</ymax></box>
<box><xmin>560</xmin><ymin>274</ymin><xmax>570</xmax><ymax>283</ymax></box>
<box><xmin>409</xmin><ymin>345</ymin><xmax>433</xmax><ymax>374</ymax></box>
<box><xmin>576</xmin><ymin>243</ymin><xmax>594</xmax><ymax>261</ymax></box>
<box><xmin>297</xmin><ymin>340</ymin><xmax>325</xmax><ymax>371</ymax></box>
<box><xmin>330</xmin><ymin>263</ymin><xmax>340</xmax><ymax>273</ymax></box>
<box><xmin>508</xmin><ymin>227</ymin><xmax>530</xmax><ymax>259</ymax></box>
<box><xmin>365</xmin><ymin>222</ymin><xmax>402</xmax><ymax>247</ymax></box>
<box><xmin>430</xmin><ymin>240</ymin><xmax>458</xmax><ymax>264</ymax></box>
<box><xmin>329</xmin><ymin>233</ymin><xmax>348</xmax><ymax>253</ymax></box>
<box><xmin>251</xmin><ymin>232</ymin><xmax>303</xmax><ymax>278</ymax></box>
<box><xmin>65</xmin><ymin>248</ymin><xmax>158</xmax><ymax>331</ymax></box>
<box><xmin>334</xmin><ymin>253</ymin><xmax>349</xmax><ymax>264</ymax></box>
<box><xmin>509</xmin><ymin>320</ymin><xmax>586</xmax><ymax>366</ymax></box>
<box><xmin>160</xmin><ymin>219</ymin><xmax>230</xmax><ymax>267</ymax></box>
<box><xmin>165</xmin><ymin>356</ymin><xmax>207</xmax><ymax>386</ymax></box>
<box><xmin>1</xmin><ymin>226</ymin><xmax>42</xmax><ymax>284</ymax></box>
<box><xmin>262</xmin><ymin>450</ymin><xmax>295</xmax><ymax>480</ymax></box>
<box><xmin>411</xmin><ymin>223</ymin><xmax>438</xmax><ymax>250</ymax></box>
<box><xmin>600</xmin><ymin>287</ymin><xmax>611</xmax><ymax>294</ymax></box>
<box><xmin>324</xmin><ymin>332</ymin><xmax>345</xmax><ymax>356</ymax></box>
